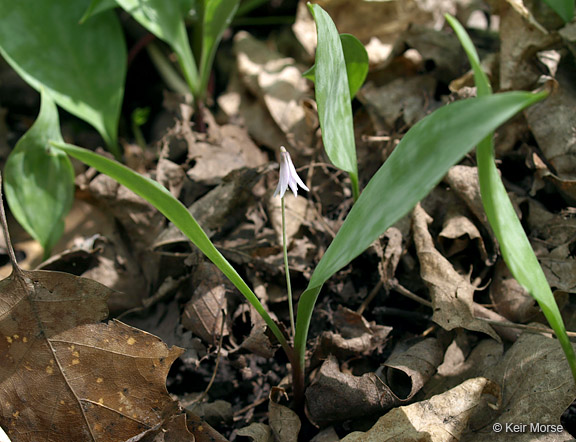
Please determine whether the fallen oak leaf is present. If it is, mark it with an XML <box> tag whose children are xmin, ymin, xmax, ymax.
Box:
<box><xmin>0</xmin><ymin>178</ymin><xmax>184</xmax><ymax>442</ymax></box>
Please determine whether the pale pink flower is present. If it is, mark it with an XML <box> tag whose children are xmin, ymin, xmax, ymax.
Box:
<box><xmin>274</xmin><ymin>146</ymin><xmax>309</xmax><ymax>198</ymax></box>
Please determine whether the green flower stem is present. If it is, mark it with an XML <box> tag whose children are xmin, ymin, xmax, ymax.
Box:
<box><xmin>350</xmin><ymin>172</ymin><xmax>359</xmax><ymax>202</ymax></box>
<box><xmin>282</xmin><ymin>196</ymin><xmax>296</xmax><ymax>337</ymax></box>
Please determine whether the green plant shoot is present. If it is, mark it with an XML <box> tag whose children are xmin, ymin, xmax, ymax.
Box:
<box><xmin>293</xmin><ymin>90</ymin><xmax>548</xmax><ymax>379</ymax></box>
<box><xmin>308</xmin><ymin>3</ymin><xmax>360</xmax><ymax>201</ymax></box>
<box><xmin>445</xmin><ymin>12</ymin><xmax>576</xmax><ymax>383</ymax></box>
<box><xmin>4</xmin><ymin>92</ymin><xmax>75</xmax><ymax>259</ymax></box>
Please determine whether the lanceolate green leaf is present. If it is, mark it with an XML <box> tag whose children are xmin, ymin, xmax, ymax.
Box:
<box><xmin>4</xmin><ymin>92</ymin><xmax>74</xmax><ymax>257</ymax></box>
<box><xmin>114</xmin><ymin>0</ymin><xmax>199</xmax><ymax>95</ymax></box>
<box><xmin>198</xmin><ymin>0</ymin><xmax>240</xmax><ymax>101</ymax></box>
<box><xmin>80</xmin><ymin>0</ymin><xmax>116</xmax><ymax>22</ymax></box>
<box><xmin>446</xmin><ymin>13</ymin><xmax>576</xmax><ymax>383</ymax></box>
<box><xmin>51</xmin><ymin>141</ymin><xmax>291</xmax><ymax>360</ymax></box>
<box><xmin>543</xmin><ymin>0</ymin><xmax>574</xmax><ymax>22</ymax></box>
<box><xmin>0</xmin><ymin>0</ymin><xmax>126</xmax><ymax>157</ymax></box>
<box><xmin>294</xmin><ymin>90</ymin><xmax>548</xmax><ymax>366</ymax></box>
<box><xmin>303</xmin><ymin>33</ymin><xmax>369</xmax><ymax>99</ymax></box>
<box><xmin>308</xmin><ymin>3</ymin><xmax>359</xmax><ymax>199</ymax></box>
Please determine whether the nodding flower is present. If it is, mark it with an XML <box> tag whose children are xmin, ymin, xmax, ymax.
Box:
<box><xmin>274</xmin><ymin>146</ymin><xmax>309</xmax><ymax>198</ymax></box>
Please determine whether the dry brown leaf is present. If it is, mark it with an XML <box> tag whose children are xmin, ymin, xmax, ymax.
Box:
<box><xmin>412</xmin><ymin>204</ymin><xmax>500</xmax><ymax>341</ymax></box>
<box><xmin>341</xmin><ymin>377</ymin><xmax>500</xmax><ymax>442</ymax></box>
<box><xmin>186</xmin><ymin>124</ymin><xmax>267</xmax><ymax>186</ymax></box>
<box><xmin>499</xmin><ymin>2</ymin><xmax>559</xmax><ymax>90</ymax></box>
<box><xmin>310</xmin><ymin>426</ymin><xmax>340</xmax><ymax>442</ymax></box>
<box><xmin>292</xmin><ymin>0</ymin><xmax>438</xmax><ymax>65</ymax></box>
<box><xmin>525</xmin><ymin>65</ymin><xmax>576</xmax><ymax>202</ymax></box>
<box><xmin>443</xmin><ymin>165</ymin><xmax>497</xmax><ymax>264</ymax></box>
<box><xmin>0</xmin><ymin>267</ymin><xmax>183</xmax><ymax>441</ymax></box>
<box><xmin>382</xmin><ymin>338</ymin><xmax>444</xmax><ymax>401</ymax></box>
<box><xmin>268</xmin><ymin>192</ymin><xmax>309</xmax><ymax>247</ymax></box>
<box><xmin>313</xmin><ymin>306</ymin><xmax>392</xmax><ymax>361</ymax></box>
<box><xmin>490</xmin><ymin>259</ymin><xmax>540</xmax><ymax>323</ymax></box>
<box><xmin>305</xmin><ymin>355</ymin><xmax>396</xmax><ymax>427</ymax></box>
<box><xmin>233</xmin><ymin>31</ymin><xmax>313</xmax><ymax>150</ymax></box>
<box><xmin>88</xmin><ymin>173</ymin><xmax>165</xmax><ymax>251</ymax></box>
<box><xmin>269</xmin><ymin>388</ymin><xmax>300</xmax><ymax>442</ymax></box>
<box><xmin>358</xmin><ymin>76</ymin><xmax>438</xmax><ymax>132</ymax></box>
<box><xmin>218</xmin><ymin>68</ymin><xmax>291</xmax><ymax>151</ymax></box>
<box><xmin>155</xmin><ymin>166</ymin><xmax>269</xmax><ymax>247</ymax></box>
<box><xmin>439</xmin><ymin>205</ymin><xmax>490</xmax><ymax>264</ymax></box>
<box><xmin>462</xmin><ymin>332</ymin><xmax>576</xmax><ymax>441</ymax></box>
<box><xmin>237</xmin><ymin>422</ymin><xmax>274</xmax><ymax>442</ymax></box>
<box><xmin>181</xmin><ymin>262</ymin><xmax>230</xmax><ymax>345</ymax></box>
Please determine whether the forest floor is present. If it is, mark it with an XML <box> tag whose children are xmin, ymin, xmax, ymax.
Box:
<box><xmin>2</xmin><ymin>0</ymin><xmax>576</xmax><ymax>441</ymax></box>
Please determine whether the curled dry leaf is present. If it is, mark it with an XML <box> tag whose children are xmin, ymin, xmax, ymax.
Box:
<box><xmin>305</xmin><ymin>355</ymin><xmax>396</xmax><ymax>427</ymax></box>
<box><xmin>314</xmin><ymin>306</ymin><xmax>392</xmax><ymax>361</ymax></box>
<box><xmin>382</xmin><ymin>338</ymin><xmax>444</xmax><ymax>401</ymax></box>
<box><xmin>341</xmin><ymin>377</ymin><xmax>500</xmax><ymax>442</ymax></box>
<box><xmin>412</xmin><ymin>204</ymin><xmax>500</xmax><ymax>341</ymax></box>
<box><xmin>0</xmin><ymin>268</ymin><xmax>184</xmax><ymax>442</ymax></box>
<box><xmin>439</xmin><ymin>205</ymin><xmax>490</xmax><ymax>265</ymax></box>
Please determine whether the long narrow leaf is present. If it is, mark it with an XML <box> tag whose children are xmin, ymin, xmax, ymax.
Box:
<box><xmin>446</xmin><ymin>13</ymin><xmax>576</xmax><ymax>383</ymax></box>
<box><xmin>50</xmin><ymin>142</ymin><xmax>291</xmax><ymax>358</ymax></box>
<box><xmin>0</xmin><ymin>0</ymin><xmax>126</xmax><ymax>157</ymax></box>
<box><xmin>294</xmin><ymin>90</ymin><xmax>548</xmax><ymax>366</ymax></box>
<box><xmin>308</xmin><ymin>3</ymin><xmax>359</xmax><ymax>199</ymax></box>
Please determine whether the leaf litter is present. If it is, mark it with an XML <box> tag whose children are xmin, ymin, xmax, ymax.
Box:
<box><xmin>3</xmin><ymin>0</ymin><xmax>576</xmax><ymax>440</ymax></box>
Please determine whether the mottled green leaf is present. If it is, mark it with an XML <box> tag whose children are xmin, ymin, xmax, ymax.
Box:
<box><xmin>308</xmin><ymin>3</ymin><xmax>358</xmax><ymax>198</ymax></box>
<box><xmin>304</xmin><ymin>33</ymin><xmax>369</xmax><ymax>99</ymax></box>
<box><xmin>294</xmin><ymin>90</ymin><xmax>547</xmax><ymax>366</ymax></box>
<box><xmin>4</xmin><ymin>93</ymin><xmax>75</xmax><ymax>256</ymax></box>
<box><xmin>446</xmin><ymin>12</ymin><xmax>576</xmax><ymax>382</ymax></box>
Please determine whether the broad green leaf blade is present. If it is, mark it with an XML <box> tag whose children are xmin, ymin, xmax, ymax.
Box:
<box><xmin>447</xmin><ymin>13</ymin><xmax>576</xmax><ymax>382</ymax></box>
<box><xmin>198</xmin><ymin>0</ymin><xmax>240</xmax><ymax>101</ymax></box>
<box><xmin>543</xmin><ymin>0</ymin><xmax>574</xmax><ymax>22</ymax></box>
<box><xmin>114</xmin><ymin>0</ymin><xmax>199</xmax><ymax>95</ymax></box>
<box><xmin>303</xmin><ymin>34</ymin><xmax>369</xmax><ymax>99</ymax></box>
<box><xmin>81</xmin><ymin>0</ymin><xmax>116</xmax><ymax>22</ymax></box>
<box><xmin>294</xmin><ymin>91</ymin><xmax>547</xmax><ymax>366</ymax></box>
<box><xmin>309</xmin><ymin>4</ymin><xmax>358</xmax><ymax>181</ymax></box>
<box><xmin>0</xmin><ymin>0</ymin><xmax>126</xmax><ymax>157</ymax></box>
<box><xmin>4</xmin><ymin>93</ymin><xmax>74</xmax><ymax>257</ymax></box>
<box><xmin>50</xmin><ymin>141</ymin><xmax>291</xmax><ymax>359</ymax></box>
